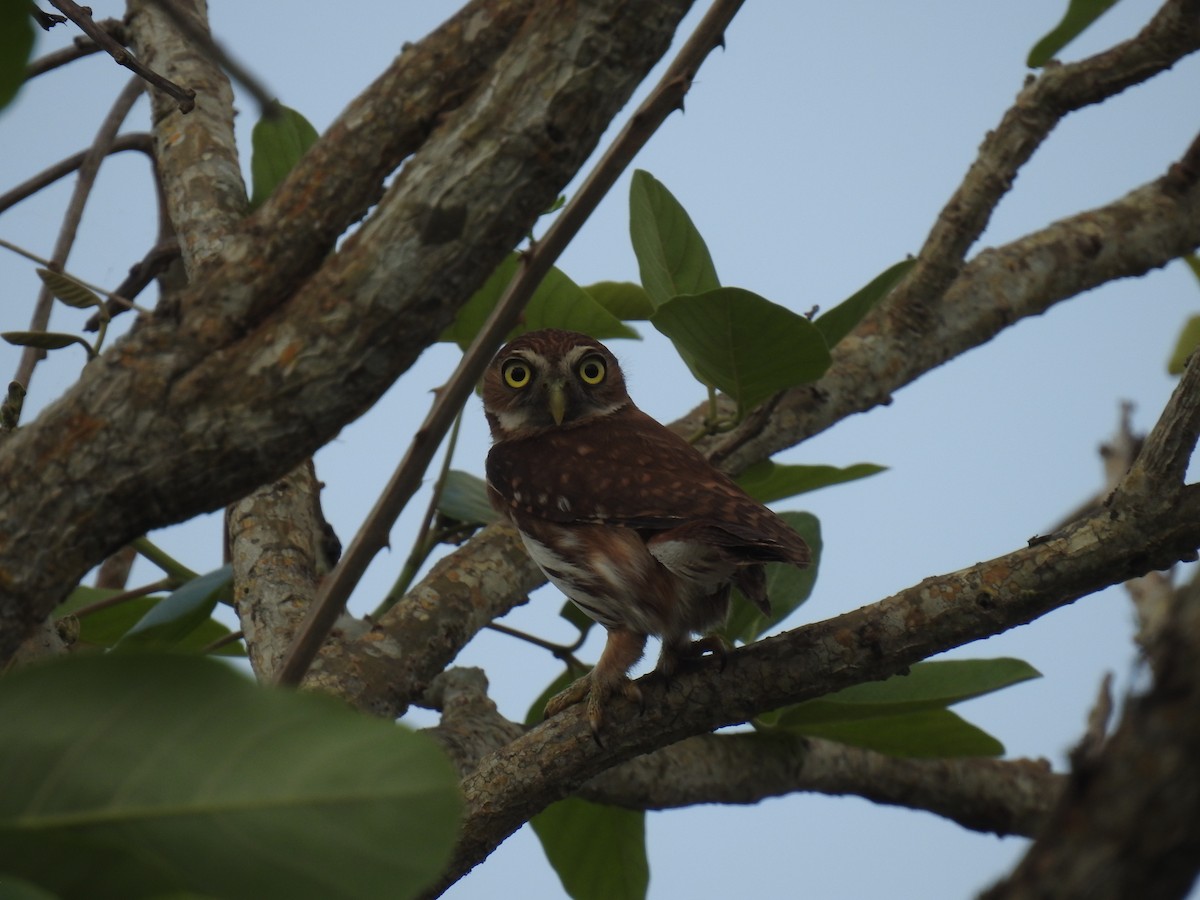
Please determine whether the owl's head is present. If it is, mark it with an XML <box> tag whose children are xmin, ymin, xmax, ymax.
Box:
<box><xmin>482</xmin><ymin>329</ymin><xmax>630</xmax><ymax>439</ymax></box>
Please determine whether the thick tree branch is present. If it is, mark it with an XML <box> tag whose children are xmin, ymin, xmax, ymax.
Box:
<box><xmin>582</xmin><ymin>734</ymin><xmax>1059</xmax><ymax>838</ymax></box>
<box><xmin>708</xmin><ymin>128</ymin><xmax>1200</xmax><ymax>474</ymax></box>
<box><xmin>228</xmin><ymin>460</ymin><xmax>333</xmax><ymax>681</ymax></box>
<box><xmin>125</xmin><ymin>0</ymin><xmax>243</xmax><ymax>277</ymax></box>
<box><xmin>423</xmin><ymin>666</ymin><xmax>1061</xmax><ymax>839</ymax></box>
<box><xmin>708</xmin><ymin>1</ymin><xmax>1200</xmax><ymax>472</ymax></box>
<box><xmin>0</xmin><ymin>0</ymin><xmax>695</xmax><ymax>663</ymax></box>
<box><xmin>426</xmin><ymin>470</ymin><xmax>1200</xmax><ymax>891</ymax></box>
<box><xmin>893</xmin><ymin>0</ymin><xmax>1200</xmax><ymax>323</ymax></box>
<box><xmin>304</xmin><ymin>524</ymin><xmax>544</xmax><ymax>716</ymax></box>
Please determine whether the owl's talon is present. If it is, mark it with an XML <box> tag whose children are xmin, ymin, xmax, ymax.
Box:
<box><xmin>545</xmin><ymin>674</ymin><xmax>591</xmax><ymax>720</ymax></box>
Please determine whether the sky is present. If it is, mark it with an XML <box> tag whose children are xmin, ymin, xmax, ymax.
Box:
<box><xmin>2</xmin><ymin>2</ymin><xmax>1198</xmax><ymax>898</ymax></box>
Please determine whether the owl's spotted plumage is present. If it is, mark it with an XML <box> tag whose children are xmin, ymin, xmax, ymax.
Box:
<box><xmin>483</xmin><ymin>329</ymin><xmax>810</xmax><ymax>738</ymax></box>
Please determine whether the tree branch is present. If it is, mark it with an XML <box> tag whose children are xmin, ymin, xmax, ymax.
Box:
<box><xmin>0</xmin><ymin>132</ymin><xmax>153</xmax><ymax>215</ymax></box>
<box><xmin>47</xmin><ymin>0</ymin><xmax>194</xmax><ymax>112</ymax></box>
<box><xmin>12</xmin><ymin>76</ymin><xmax>143</xmax><ymax>391</ymax></box>
<box><xmin>708</xmin><ymin>0</ymin><xmax>1200</xmax><ymax>472</ymax></box>
<box><xmin>426</xmin><ymin>471</ymin><xmax>1200</xmax><ymax>891</ymax></box>
<box><xmin>24</xmin><ymin>18</ymin><xmax>127</xmax><ymax>79</ymax></box>
<box><xmin>0</xmin><ymin>0</ymin><xmax>696</xmax><ymax>663</ymax></box>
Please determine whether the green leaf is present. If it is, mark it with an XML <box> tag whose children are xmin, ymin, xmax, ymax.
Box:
<box><xmin>441</xmin><ymin>255</ymin><xmax>639</xmax><ymax>349</ymax></box>
<box><xmin>723</xmin><ymin>512</ymin><xmax>821</xmax><ymax>644</ymax></box>
<box><xmin>0</xmin><ymin>654</ymin><xmax>461</xmax><ymax>900</ymax></box>
<box><xmin>736</xmin><ymin>461</ymin><xmax>886</xmax><ymax>504</ymax></box>
<box><xmin>1</xmin><ymin>331</ymin><xmax>94</xmax><ymax>358</ymax></box>
<box><xmin>0</xmin><ymin>873</ymin><xmax>58</xmax><ymax>900</ymax></box>
<box><xmin>115</xmin><ymin>565</ymin><xmax>232</xmax><ymax>651</ymax></box>
<box><xmin>249</xmin><ymin>103</ymin><xmax>319</xmax><ymax>208</ymax></box>
<box><xmin>784</xmin><ymin>708</ymin><xmax>1004</xmax><ymax>758</ymax></box>
<box><xmin>651</xmin><ymin>288</ymin><xmax>831</xmax><ymax>415</ymax></box>
<box><xmin>531</xmin><ymin>797</ymin><xmax>648</xmax><ymax>900</ymax></box>
<box><xmin>438</xmin><ymin>470</ymin><xmax>497</xmax><ymax>525</ymax></box>
<box><xmin>629</xmin><ymin>170</ymin><xmax>719</xmax><ymax>308</ymax></box>
<box><xmin>1168</xmin><ymin>314</ymin><xmax>1200</xmax><ymax>375</ymax></box>
<box><xmin>35</xmin><ymin>267</ymin><xmax>104</xmax><ymax>309</ymax></box>
<box><xmin>765</xmin><ymin>658</ymin><xmax>1040</xmax><ymax>757</ymax></box>
<box><xmin>57</xmin><ymin>586</ymin><xmax>161</xmax><ymax>648</ymax></box>
<box><xmin>0</xmin><ymin>1</ymin><xmax>34</xmax><ymax>112</ymax></box>
<box><xmin>782</xmin><ymin>658</ymin><xmax>1041</xmax><ymax>721</ymax></box>
<box><xmin>583</xmin><ymin>281</ymin><xmax>655</xmax><ymax>321</ymax></box>
<box><xmin>813</xmin><ymin>258</ymin><xmax>914</xmax><ymax>350</ymax></box>
<box><xmin>1027</xmin><ymin>0</ymin><xmax>1121</xmax><ymax>67</ymax></box>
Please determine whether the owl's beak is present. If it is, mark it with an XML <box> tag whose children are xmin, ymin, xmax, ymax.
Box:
<box><xmin>547</xmin><ymin>381</ymin><xmax>567</xmax><ymax>425</ymax></box>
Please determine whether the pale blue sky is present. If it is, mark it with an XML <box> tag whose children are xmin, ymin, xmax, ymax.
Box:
<box><xmin>2</xmin><ymin>3</ymin><xmax>1197</xmax><ymax>898</ymax></box>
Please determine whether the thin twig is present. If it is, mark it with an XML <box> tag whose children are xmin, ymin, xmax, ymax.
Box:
<box><xmin>12</xmin><ymin>77</ymin><xmax>145</xmax><ymax>391</ymax></box>
<box><xmin>274</xmin><ymin>0</ymin><xmax>749</xmax><ymax>688</ymax></box>
<box><xmin>0</xmin><ymin>238</ymin><xmax>154</xmax><ymax>318</ymax></box>
<box><xmin>0</xmin><ymin>132</ymin><xmax>153</xmax><ymax>216</ymax></box>
<box><xmin>68</xmin><ymin>578</ymin><xmax>174</xmax><ymax>618</ymax></box>
<box><xmin>376</xmin><ymin>409</ymin><xmax>467</xmax><ymax>617</ymax></box>
<box><xmin>199</xmin><ymin>629</ymin><xmax>245</xmax><ymax>655</ymax></box>
<box><xmin>84</xmin><ymin>238</ymin><xmax>180</xmax><ymax>330</ymax></box>
<box><xmin>25</xmin><ymin>17</ymin><xmax>126</xmax><ymax>79</ymax></box>
<box><xmin>142</xmin><ymin>0</ymin><xmax>274</xmax><ymax>115</ymax></box>
<box><xmin>46</xmin><ymin>0</ymin><xmax>194</xmax><ymax>112</ymax></box>
<box><xmin>486</xmin><ymin>621</ymin><xmax>585</xmax><ymax>666</ymax></box>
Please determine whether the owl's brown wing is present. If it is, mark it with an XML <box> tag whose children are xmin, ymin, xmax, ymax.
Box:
<box><xmin>486</xmin><ymin>404</ymin><xmax>809</xmax><ymax>567</ymax></box>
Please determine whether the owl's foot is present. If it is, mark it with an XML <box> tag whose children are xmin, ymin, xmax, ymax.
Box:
<box><xmin>657</xmin><ymin>634</ymin><xmax>731</xmax><ymax>682</ymax></box>
<box><xmin>545</xmin><ymin>670</ymin><xmax>644</xmax><ymax>745</ymax></box>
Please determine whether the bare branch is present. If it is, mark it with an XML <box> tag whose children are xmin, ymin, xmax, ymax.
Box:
<box><xmin>708</xmin><ymin>2</ymin><xmax>1200</xmax><ymax>473</ymax></box>
<box><xmin>46</xmin><ymin>0</ymin><xmax>194</xmax><ymax>112</ymax></box>
<box><xmin>582</xmin><ymin>734</ymin><xmax>1060</xmax><ymax>838</ymax></box>
<box><xmin>424</xmin><ymin>476</ymin><xmax>1200</xmax><ymax>893</ymax></box>
<box><xmin>24</xmin><ymin>18</ymin><xmax>126</xmax><ymax>78</ymax></box>
<box><xmin>12</xmin><ymin>77</ymin><xmax>143</xmax><ymax>391</ymax></box>
<box><xmin>0</xmin><ymin>133</ymin><xmax>153</xmax><ymax>216</ymax></box>
<box><xmin>1120</xmin><ymin>349</ymin><xmax>1200</xmax><ymax>495</ymax></box>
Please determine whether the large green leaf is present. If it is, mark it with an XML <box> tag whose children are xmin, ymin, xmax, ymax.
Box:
<box><xmin>1027</xmin><ymin>0</ymin><xmax>1121</xmax><ymax>67</ymax></box>
<box><xmin>629</xmin><ymin>170</ymin><xmax>719</xmax><ymax>308</ymax></box>
<box><xmin>723</xmin><ymin>512</ymin><xmax>821</xmax><ymax>644</ymax></box>
<box><xmin>786</xmin><ymin>708</ymin><xmax>1004</xmax><ymax>758</ymax></box>
<box><xmin>583</xmin><ymin>281</ymin><xmax>655</xmax><ymax>321</ymax></box>
<box><xmin>57</xmin><ymin>586</ymin><xmax>242</xmax><ymax>656</ymax></box>
<box><xmin>813</xmin><ymin>259</ymin><xmax>914</xmax><ymax>350</ymax></box>
<box><xmin>438</xmin><ymin>470</ymin><xmax>497</xmax><ymax>526</ymax></box>
<box><xmin>767</xmin><ymin>658</ymin><xmax>1040</xmax><ymax>757</ymax></box>
<box><xmin>0</xmin><ymin>654</ymin><xmax>460</xmax><ymax>900</ymax></box>
<box><xmin>441</xmin><ymin>255</ymin><xmax>638</xmax><ymax>349</ymax></box>
<box><xmin>780</xmin><ymin>658</ymin><xmax>1041</xmax><ymax>720</ymax></box>
<box><xmin>531</xmin><ymin>798</ymin><xmax>648</xmax><ymax>900</ymax></box>
<box><xmin>651</xmin><ymin>288</ymin><xmax>831</xmax><ymax>415</ymax></box>
<box><xmin>249</xmin><ymin>103</ymin><xmax>319</xmax><ymax>208</ymax></box>
<box><xmin>736</xmin><ymin>461</ymin><xmax>886</xmax><ymax>504</ymax></box>
<box><xmin>0</xmin><ymin>1</ymin><xmax>34</xmax><ymax>112</ymax></box>
<box><xmin>115</xmin><ymin>565</ymin><xmax>232</xmax><ymax>651</ymax></box>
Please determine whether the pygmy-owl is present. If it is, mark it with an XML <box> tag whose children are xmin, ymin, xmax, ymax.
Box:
<box><xmin>483</xmin><ymin>329</ymin><xmax>810</xmax><ymax>738</ymax></box>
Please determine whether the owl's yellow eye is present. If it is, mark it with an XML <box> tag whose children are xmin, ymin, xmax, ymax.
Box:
<box><xmin>503</xmin><ymin>360</ymin><xmax>532</xmax><ymax>388</ymax></box>
<box><xmin>578</xmin><ymin>355</ymin><xmax>606</xmax><ymax>385</ymax></box>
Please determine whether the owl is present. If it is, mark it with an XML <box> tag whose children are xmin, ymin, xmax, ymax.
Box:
<box><xmin>483</xmin><ymin>329</ymin><xmax>810</xmax><ymax>739</ymax></box>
